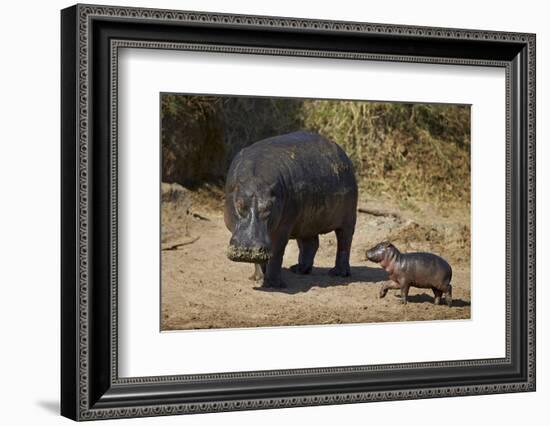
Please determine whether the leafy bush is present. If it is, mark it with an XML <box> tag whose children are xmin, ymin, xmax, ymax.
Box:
<box><xmin>300</xmin><ymin>100</ymin><xmax>470</xmax><ymax>202</ymax></box>
<box><xmin>161</xmin><ymin>95</ymin><xmax>470</xmax><ymax>203</ymax></box>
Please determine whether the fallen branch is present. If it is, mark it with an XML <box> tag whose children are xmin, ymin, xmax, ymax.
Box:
<box><xmin>162</xmin><ymin>236</ymin><xmax>200</xmax><ymax>251</ymax></box>
<box><xmin>357</xmin><ymin>207</ymin><xmax>402</xmax><ymax>220</ymax></box>
<box><xmin>191</xmin><ymin>212</ymin><xmax>210</xmax><ymax>221</ymax></box>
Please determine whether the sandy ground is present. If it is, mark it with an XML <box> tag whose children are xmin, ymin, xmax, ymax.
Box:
<box><xmin>161</xmin><ymin>189</ymin><xmax>470</xmax><ymax>330</ymax></box>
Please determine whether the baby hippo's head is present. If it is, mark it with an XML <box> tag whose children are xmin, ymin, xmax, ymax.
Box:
<box><xmin>366</xmin><ymin>241</ymin><xmax>399</xmax><ymax>263</ymax></box>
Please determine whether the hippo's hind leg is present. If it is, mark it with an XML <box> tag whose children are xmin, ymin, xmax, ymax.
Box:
<box><xmin>432</xmin><ymin>288</ymin><xmax>443</xmax><ymax>305</ymax></box>
<box><xmin>329</xmin><ymin>227</ymin><xmax>354</xmax><ymax>277</ymax></box>
<box><xmin>399</xmin><ymin>279</ymin><xmax>410</xmax><ymax>304</ymax></box>
<box><xmin>445</xmin><ymin>284</ymin><xmax>453</xmax><ymax>307</ymax></box>
<box><xmin>290</xmin><ymin>236</ymin><xmax>319</xmax><ymax>274</ymax></box>
<box><xmin>440</xmin><ymin>273</ymin><xmax>453</xmax><ymax>307</ymax></box>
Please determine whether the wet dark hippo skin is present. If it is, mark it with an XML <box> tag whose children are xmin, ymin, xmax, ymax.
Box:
<box><xmin>224</xmin><ymin>131</ymin><xmax>358</xmax><ymax>289</ymax></box>
<box><xmin>366</xmin><ymin>241</ymin><xmax>453</xmax><ymax>306</ymax></box>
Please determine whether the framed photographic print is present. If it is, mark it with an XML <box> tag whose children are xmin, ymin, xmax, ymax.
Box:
<box><xmin>61</xmin><ymin>3</ymin><xmax>536</xmax><ymax>421</ymax></box>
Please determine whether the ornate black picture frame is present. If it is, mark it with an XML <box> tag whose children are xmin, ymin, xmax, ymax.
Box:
<box><xmin>61</xmin><ymin>3</ymin><xmax>536</xmax><ymax>421</ymax></box>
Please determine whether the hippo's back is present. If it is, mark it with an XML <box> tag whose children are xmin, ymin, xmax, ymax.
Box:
<box><xmin>402</xmin><ymin>252</ymin><xmax>452</xmax><ymax>286</ymax></box>
<box><xmin>234</xmin><ymin>131</ymin><xmax>355</xmax><ymax>188</ymax></box>
<box><xmin>227</xmin><ymin>131</ymin><xmax>358</xmax><ymax>238</ymax></box>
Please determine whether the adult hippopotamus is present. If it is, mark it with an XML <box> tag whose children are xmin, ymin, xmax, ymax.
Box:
<box><xmin>366</xmin><ymin>241</ymin><xmax>453</xmax><ymax>306</ymax></box>
<box><xmin>224</xmin><ymin>131</ymin><xmax>358</xmax><ymax>289</ymax></box>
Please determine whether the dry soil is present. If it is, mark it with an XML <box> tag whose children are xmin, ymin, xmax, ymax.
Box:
<box><xmin>161</xmin><ymin>188</ymin><xmax>471</xmax><ymax>330</ymax></box>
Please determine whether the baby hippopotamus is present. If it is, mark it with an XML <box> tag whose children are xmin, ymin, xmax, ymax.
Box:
<box><xmin>366</xmin><ymin>241</ymin><xmax>453</xmax><ymax>306</ymax></box>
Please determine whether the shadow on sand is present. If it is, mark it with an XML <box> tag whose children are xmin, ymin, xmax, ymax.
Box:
<box><xmin>256</xmin><ymin>269</ymin><xmax>471</xmax><ymax>307</ymax></box>
<box><xmin>404</xmin><ymin>293</ymin><xmax>471</xmax><ymax>308</ymax></box>
<box><xmin>255</xmin><ymin>266</ymin><xmax>388</xmax><ymax>294</ymax></box>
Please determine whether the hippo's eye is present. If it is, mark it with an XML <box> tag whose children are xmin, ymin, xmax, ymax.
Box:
<box><xmin>257</xmin><ymin>199</ymin><xmax>273</xmax><ymax>219</ymax></box>
<box><xmin>258</xmin><ymin>199</ymin><xmax>273</xmax><ymax>212</ymax></box>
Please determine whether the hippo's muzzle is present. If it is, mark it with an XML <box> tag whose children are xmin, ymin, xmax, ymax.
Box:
<box><xmin>365</xmin><ymin>248</ymin><xmax>375</xmax><ymax>261</ymax></box>
<box><xmin>366</xmin><ymin>241</ymin><xmax>392</xmax><ymax>263</ymax></box>
<box><xmin>226</xmin><ymin>244</ymin><xmax>271</xmax><ymax>263</ymax></box>
<box><xmin>366</xmin><ymin>248</ymin><xmax>382</xmax><ymax>262</ymax></box>
<box><xmin>227</xmin><ymin>212</ymin><xmax>272</xmax><ymax>263</ymax></box>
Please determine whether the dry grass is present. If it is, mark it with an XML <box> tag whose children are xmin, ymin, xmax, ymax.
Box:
<box><xmin>161</xmin><ymin>95</ymin><xmax>470</xmax><ymax>206</ymax></box>
<box><xmin>300</xmin><ymin>100</ymin><xmax>470</xmax><ymax>204</ymax></box>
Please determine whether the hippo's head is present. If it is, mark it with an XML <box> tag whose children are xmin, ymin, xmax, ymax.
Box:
<box><xmin>366</xmin><ymin>241</ymin><xmax>398</xmax><ymax>263</ymax></box>
<box><xmin>225</xmin><ymin>181</ymin><xmax>282</xmax><ymax>263</ymax></box>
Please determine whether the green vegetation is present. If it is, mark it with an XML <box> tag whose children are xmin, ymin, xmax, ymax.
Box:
<box><xmin>161</xmin><ymin>95</ymin><xmax>470</xmax><ymax>204</ymax></box>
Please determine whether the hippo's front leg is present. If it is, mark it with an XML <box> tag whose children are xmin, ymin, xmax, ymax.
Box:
<box><xmin>379</xmin><ymin>280</ymin><xmax>401</xmax><ymax>298</ymax></box>
<box><xmin>262</xmin><ymin>235</ymin><xmax>289</xmax><ymax>289</ymax></box>
<box><xmin>290</xmin><ymin>236</ymin><xmax>319</xmax><ymax>274</ymax></box>
<box><xmin>249</xmin><ymin>263</ymin><xmax>266</xmax><ymax>281</ymax></box>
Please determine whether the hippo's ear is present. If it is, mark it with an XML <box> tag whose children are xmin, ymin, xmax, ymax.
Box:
<box><xmin>227</xmin><ymin>182</ymin><xmax>239</xmax><ymax>195</ymax></box>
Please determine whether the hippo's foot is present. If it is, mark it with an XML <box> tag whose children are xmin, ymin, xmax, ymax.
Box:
<box><xmin>290</xmin><ymin>263</ymin><xmax>312</xmax><ymax>274</ymax></box>
<box><xmin>379</xmin><ymin>287</ymin><xmax>388</xmax><ymax>298</ymax></box>
<box><xmin>249</xmin><ymin>270</ymin><xmax>263</xmax><ymax>281</ymax></box>
<box><xmin>328</xmin><ymin>265</ymin><xmax>351</xmax><ymax>277</ymax></box>
<box><xmin>261</xmin><ymin>277</ymin><xmax>286</xmax><ymax>289</ymax></box>
<box><xmin>432</xmin><ymin>289</ymin><xmax>443</xmax><ymax>305</ymax></box>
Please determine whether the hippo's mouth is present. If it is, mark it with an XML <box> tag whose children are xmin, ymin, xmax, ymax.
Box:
<box><xmin>226</xmin><ymin>245</ymin><xmax>271</xmax><ymax>263</ymax></box>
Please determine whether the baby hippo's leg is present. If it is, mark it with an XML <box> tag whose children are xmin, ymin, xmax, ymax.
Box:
<box><xmin>400</xmin><ymin>280</ymin><xmax>410</xmax><ymax>305</ymax></box>
<box><xmin>379</xmin><ymin>280</ymin><xmax>401</xmax><ymax>298</ymax></box>
<box><xmin>432</xmin><ymin>288</ymin><xmax>443</xmax><ymax>305</ymax></box>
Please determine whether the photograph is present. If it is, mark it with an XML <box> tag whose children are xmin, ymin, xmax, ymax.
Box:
<box><xmin>58</xmin><ymin>2</ymin><xmax>536</xmax><ymax>421</ymax></box>
<box><xmin>160</xmin><ymin>94</ymin><xmax>472</xmax><ymax>331</ymax></box>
